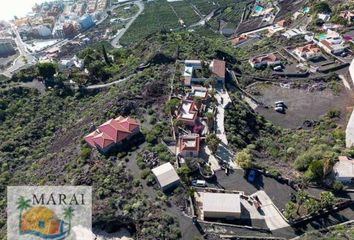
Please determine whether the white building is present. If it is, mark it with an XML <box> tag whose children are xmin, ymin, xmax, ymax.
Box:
<box><xmin>333</xmin><ymin>156</ymin><xmax>354</xmax><ymax>184</ymax></box>
<box><xmin>152</xmin><ymin>163</ymin><xmax>180</xmax><ymax>192</ymax></box>
<box><xmin>34</xmin><ymin>25</ymin><xmax>52</xmax><ymax>38</ymax></box>
<box><xmin>318</xmin><ymin>30</ymin><xmax>347</xmax><ymax>55</ymax></box>
<box><xmin>317</xmin><ymin>13</ymin><xmax>331</xmax><ymax>22</ymax></box>
<box><xmin>293</xmin><ymin>44</ymin><xmax>322</xmax><ymax>61</ymax></box>
<box><xmin>347</xmin><ymin>59</ymin><xmax>354</xmax><ymax>149</ymax></box>
<box><xmin>202</xmin><ymin>192</ymin><xmax>241</xmax><ymax>219</ymax></box>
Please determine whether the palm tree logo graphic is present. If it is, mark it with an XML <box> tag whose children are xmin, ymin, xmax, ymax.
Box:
<box><xmin>16</xmin><ymin>196</ymin><xmax>31</xmax><ymax>233</ymax></box>
<box><xmin>16</xmin><ymin>196</ymin><xmax>75</xmax><ymax>239</ymax></box>
<box><xmin>63</xmin><ymin>207</ymin><xmax>74</xmax><ymax>235</ymax></box>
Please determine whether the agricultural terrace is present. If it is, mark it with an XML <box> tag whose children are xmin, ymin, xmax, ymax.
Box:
<box><xmin>120</xmin><ymin>0</ymin><xmax>242</xmax><ymax>45</ymax></box>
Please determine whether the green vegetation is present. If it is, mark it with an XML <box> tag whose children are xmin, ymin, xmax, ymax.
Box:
<box><xmin>234</xmin><ymin>148</ymin><xmax>253</xmax><ymax>169</ymax></box>
<box><xmin>0</xmin><ymin>32</ymin><xmax>196</xmax><ymax>238</ymax></box>
<box><xmin>170</xmin><ymin>1</ymin><xmax>200</xmax><ymax>26</ymax></box>
<box><xmin>112</xmin><ymin>3</ymin><xmax>139</xmax><ymax>19</ymax></box>
<box><xmin>205</xmin><ymin>133</ymin><xmax>221</xmax><ymax>154</ymax></box>
<box><xmin>284</xmin><ymin>190</ymin><xmax>335</xmax><ymax>220</ymax></box>
<box><xmin>297</xmin><ymin>222</ymin><xmax>354</xmax><ymax>240</ymax></box>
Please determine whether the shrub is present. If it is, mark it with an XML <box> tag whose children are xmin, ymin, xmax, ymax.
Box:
<box><xmin>80</xmin><ymin>147</ymin><xmax>91</xmax><ymax>160</ymax></box>
<box><xmin>140</xmin><ymin>169</ymin><xmax>150</xmax><ymax>179</ymax></box>
<box><xmin>235</xmin><ymin>149</ymin><xmax>253</xmax><ymax>169</ymax></box>
<box><xmin>332</xmin><ymin>181</ymin><xmax>344</xmax><ymax>191</ymax></box>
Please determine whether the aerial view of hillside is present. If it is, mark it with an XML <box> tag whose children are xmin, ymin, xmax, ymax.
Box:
<box><xmin>1</xmin><ymin>0</ymin><xmax>354</xmax><ymax>239</ymax></box>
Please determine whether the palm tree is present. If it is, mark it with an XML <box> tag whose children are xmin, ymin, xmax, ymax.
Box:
<box><xmin>63</xmin><ymin>207</ymin><xmax>75</xmax><ymax>235</ymax></box>
<box><xmin>16</xmin><ymin>196</ymin><xmax>31</xmax><ymax>231</ymax></box>
<box><xmin>173</xmin><ymin>119</ymin><xmax>183</xmax><ymax>134</ymax></box>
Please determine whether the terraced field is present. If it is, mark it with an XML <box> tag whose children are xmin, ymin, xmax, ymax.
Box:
<box><xmin>190</xmin><ymin>0</ymin><xmax>215</xmax><ymax>15</ymax></box>
<box><xmin>119</xmin><ymin>0</ymin><xmax>248</xmax><ymax>46</ymax></box>
<box><xmin>170</xmin><ymin>1</ymin><xmax>201</xmax><ymax>26</ymax></box>
<box><xmin>121</xmin><ymin>0</ymin><xmax>202</xmax><ymax>45</ymax></box>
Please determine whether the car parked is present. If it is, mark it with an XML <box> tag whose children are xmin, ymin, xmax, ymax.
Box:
<box><xmin>247</xmin><ymin>169</ymin><xmax>257</xmax><ymax>183</ymax></box>
<box><xmin>192</xmin><ymin>179</ymin><xmax>206</xmax><ymax>187</ymax></box>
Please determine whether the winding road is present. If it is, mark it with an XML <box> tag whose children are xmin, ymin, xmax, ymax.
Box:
<box><xmin>111</xmin><ymin>1</ymin><xmax>145</xmax><ymax>48</ymax></box>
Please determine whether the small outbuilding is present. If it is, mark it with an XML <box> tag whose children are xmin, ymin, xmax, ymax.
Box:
<box><xmin>202</xmin><ymin>192</ymin><xmax>241</xmax><ymax>220</ymax></box>
<box><xmin>333</xmin><ymin>156</ymin><xmax>354</xmax><ymax>184</ymax></box>
<box><xmin>152</xmin><ymin>163</ymin><xmax>181</xmax><ymax>192</ymax></box>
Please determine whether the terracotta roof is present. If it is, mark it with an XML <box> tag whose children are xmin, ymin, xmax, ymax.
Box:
<box><xmin>296</xmin><ymin>44</ymin><xmax>321</xmax><ymax>54</ymax></box>
<box><xmin>320</xmin><ymin>39</ymin><xmax>333</xmax><ymax>50</ymax></box>
<box><xmin>276</xmin><ymin>20</ymin><xmax>289</xmax><ymax>27</ymax></box>
<box><xmin>211</xmin><ymin>59</ymin><xmax>225</xmax><ymax>78</ymax></box>
<box><xmin>230</xmin><ymin>35</ymin><xmax>248</xmax><ymax>45</ymax></box>
<box><xmin>84</xmin><ymin>130</ymin><xmax>99</xmax><ymax>147</ymax></box>
<box><xmin>85</xmin><ymin>116</ymin><xmax>140</xmax><ymax>150</ymax></box>
<box><xmin>118</xmin><ymin>117</ymin><xmax>140</xmax><ymax>131</ymax></box>
<box><xmin>179</xmin><ymin>134</ymin><xmax>200</xmax><ymax>152</ymax></box>
<box><xmin>92</xmin><ymin>132</ymin><xmax>115</xmax><ymax>149</ymax></box>
<box><xmin>251</xmin><ymin>53</ymin><xmax>279</xmax><ymax>64</ymax></box>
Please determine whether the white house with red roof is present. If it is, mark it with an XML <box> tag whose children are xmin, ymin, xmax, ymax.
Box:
<box><xmin>84</xmin><ymin>116</ymin><xmax>140</xmax><ymax>153</ymax></box>
<box><xmin>182</xmin><ymin>59</ymin><xmax>226</xmax><ymax>86</ymax></box>
<box><xmin>293</xmin><ymin>43</ymin><xmax>322</xmax><ymax>61</ymax></box>
<box><xmin>178</xmin><ymin>134</ymin><xmax>200</xmax><ymax>158</ymax></box>
<box><xmin>318</xmin><ymin>30</ymin><xmax>347</xmax><ymax>55</ymax></box>
<box><xmin>249</xmin><ymin>53</ymin><xmax>281</xmax><ymax>69</ymax></box>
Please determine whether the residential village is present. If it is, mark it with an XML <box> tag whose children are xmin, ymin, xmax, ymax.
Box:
<box><xmin>2</xmin><ymin>0</ymin><xmax>354</xmax><ymax>239</ymax></box>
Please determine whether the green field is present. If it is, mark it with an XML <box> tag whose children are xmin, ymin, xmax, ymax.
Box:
<box><xmin>120</xmin><ymin>1</ymin><xmax>180</xmax><ymax>45</ymax></box>
<box><xmin>191</xmin><ymin>0</ymin><xmax>216</xmax><ymax>15</ymax></box>
<box><xmin>170</xmin><ymin>1</ymin><xmax>200</xmax><ymax>26</ymax></box>
<box><xmin>120</xmin><ymin>0</ymin><xmax>249</xmax><ymax>46</ymax></box>
<box><xmin>113</xmin><ymin>4</ymin><xmax>140</xmax><ymax>19</ymax></box>
<box><xmin>120</xmin><ymin>0</ymin><xmax>204</xmax><ymax>45</ymax></box>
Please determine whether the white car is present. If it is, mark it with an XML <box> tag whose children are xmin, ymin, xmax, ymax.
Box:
<box><xmin>192</xmin><ymin>180</ymin><xmax>206</xmax><ymax>187</ymax></box>
<box><xmin>274</xmin><ymin>106</ymin><xmax>284</xmax><ymax>113</ymax></box>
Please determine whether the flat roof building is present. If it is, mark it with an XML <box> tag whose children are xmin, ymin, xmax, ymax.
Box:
<box><xmin>202</xmin><ymin>192</ymin><xmax>241</xmax><ymax>220</ymax></box>
<box><xmin>152</xmin><ymin>163</ymin><xmax>181</xmax><ymax>192</ymax></box>
<box><xmin>178</xmin><ymin>134</ymin><xmax>200</xmax><ymax>158</ymax></box>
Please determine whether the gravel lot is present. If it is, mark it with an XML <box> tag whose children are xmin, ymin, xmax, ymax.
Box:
<box><xmin>253</xmin><ymin>84</ymin><xmax>353</xmax><ymax>129</ymax></box>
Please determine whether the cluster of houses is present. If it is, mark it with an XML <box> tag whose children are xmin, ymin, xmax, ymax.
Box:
<box><xmin>150</xmin><ymin>58</ymin><xmax>226</xmax><ymax>192</ymax></box>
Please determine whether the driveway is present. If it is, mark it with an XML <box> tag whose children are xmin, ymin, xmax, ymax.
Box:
<box><xmin>211</xmin><ymin>169</ymin><xmax>296</xmax><ymax>210</ymax></box>
<box><xmin>214</xmin><ymin>89</ymin><xmax>231</xmax><ymax>145</ymax></box>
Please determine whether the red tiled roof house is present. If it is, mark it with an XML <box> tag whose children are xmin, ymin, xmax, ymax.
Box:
<box><xmin>249</xmin><ymin>53</ymin><xmax>281</xmax><ymax>69</ymax></box>
<box><xmin>178</xmin><ymin>134</ymin><xmax>200</xmax><ymax>158</ymax></box>
<box><xmin>84</xmin><ymin>116</ymin><xmax>140</xmax><ymax>153</ymax></box>
<box><xmin>293</xmin><ymin>44</ymin><xmax>322</xmax><ymax>61</ymax></box>
<box><xmin>182</xmin><ymin>59</ymin><xmax>226</xmax><ymax>86</ymax></box>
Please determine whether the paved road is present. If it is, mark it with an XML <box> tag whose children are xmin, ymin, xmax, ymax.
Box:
<box><xmin>72</xmin><ymin>74</ymin><xmax>134</xmax><ymax>90</ymax></box>
<box><xmin>111</xmin><ymin>1</ymin><xmax>144</xmax><ymax>48</ymax></box>
<box><xmin>3</xmin><ymin>24</ymin><xmax>36</xmax><ymax>77</ymax></box>
<box><xmin>188</xmin><ymin>9</ymin><xmax>216</xmax><ymax>28</ymax></box>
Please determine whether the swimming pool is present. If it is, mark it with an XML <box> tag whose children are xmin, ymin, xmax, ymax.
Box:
<box><xmin>318</xmin><ymin>33</ymin><xmax>327</xmax><ymax>40</ymax></box>
<box><xmin>255</xmin><ymin>5</ymin><xmax>264</xmax><ymax>13</ymax></box>
<box><xmin>303</xmin><ymin>6</ymin><xmax>310</xmax><ymax>14</ymax></box>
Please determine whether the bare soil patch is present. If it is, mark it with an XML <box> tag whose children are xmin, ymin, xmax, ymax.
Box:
<box><xmin>252</xmin><ymin>83</ymin><xmax>353</xmax><ymax>129</ymax></box>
